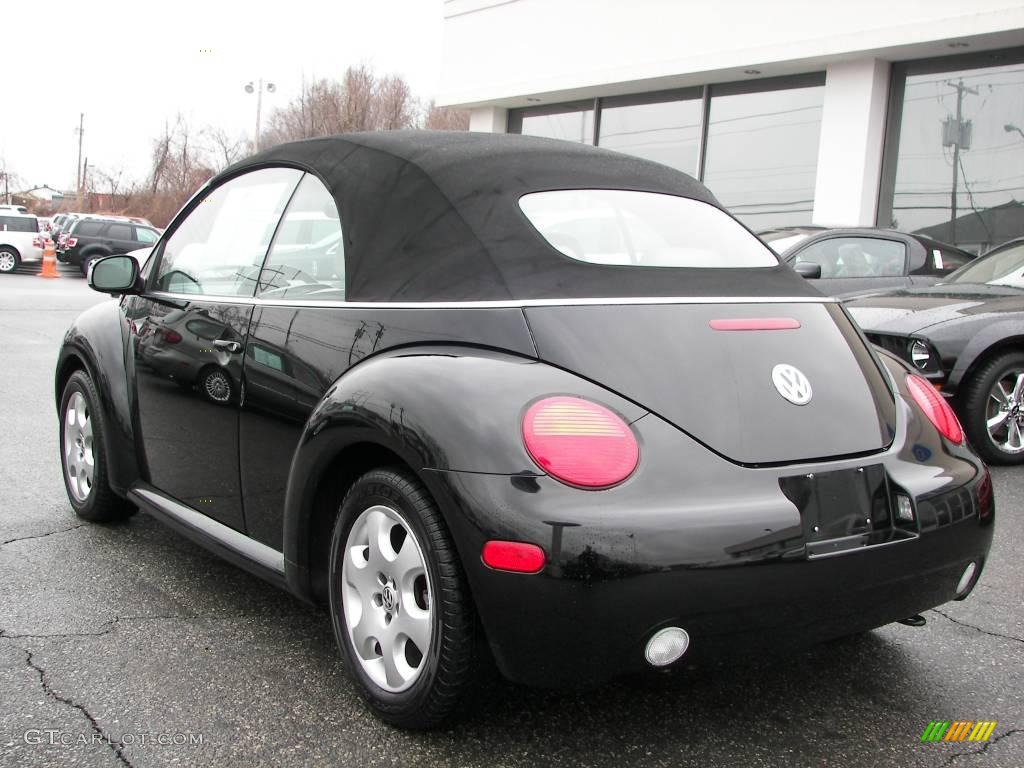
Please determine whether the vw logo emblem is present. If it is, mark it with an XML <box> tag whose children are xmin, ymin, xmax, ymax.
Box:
<box><xmin>772</xmin><ymin>363</ymin><xmax>813</xmax><ymax>406</ymax></box>
<box><xmin>381</xmin><ymin>584</ymin><xmax>397</xmax><ymax>612</ymax></box>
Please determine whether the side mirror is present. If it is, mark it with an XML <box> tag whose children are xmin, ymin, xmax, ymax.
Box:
<box><xmin>89</xmin><ymin>254</ymin><xmax>142</xmax><ymax>295</ymax></box>
<box><xmin>793</xmin><ymin>261</ymin><xmax>822</xmax><ymax>279</ymax></box>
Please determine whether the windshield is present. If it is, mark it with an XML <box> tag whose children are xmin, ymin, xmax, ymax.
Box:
<box><xmin>947</xmin><ymin>241</ymin><xmax>1024</xmax><ymax>287</ymax></box>
<box><xmin>519</xmin><ymin>189</ymin><xmax>779</xmax><ymax>268</ymax></box>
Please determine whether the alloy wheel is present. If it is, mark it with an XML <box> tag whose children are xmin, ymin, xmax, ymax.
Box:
<box><xmin>63</xmin><ymin>391</ymin><xmax>95</xmax><ymax>501</ymax></box>
<box><xmin>985</xmin><ymin>369</ymin><xmax>1024</xmax><ymax>454</ymax></box>
<box><xmin>0</xmin><ymin>252</ymin><xmax>16</xmax><ymax>273</ymax></box>
<box><xmin>203</xmin><ymin>370</ymin><xmax>231</xmax><ymax>403</ymax></box>
<box><xmin>341</xmin><ymin>504</ymin><xmax>433</xmax><ymax>693</ymax></box>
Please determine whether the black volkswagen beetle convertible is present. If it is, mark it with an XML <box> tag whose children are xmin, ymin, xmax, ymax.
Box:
<box><xmin>57</xmin><ymin>131</ymin><xmax>993</xmax><ymax>728</ymax></box>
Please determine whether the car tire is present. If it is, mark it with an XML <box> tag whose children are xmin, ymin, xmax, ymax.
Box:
<box><xmin>199</xmin><ymin>366</ymin><xmax>233</xmax><ymax>404</ymax></box>
<box><xmin>961</xmin><ymin>351</ymin><xmax>1024</xmax><ymax>465</ymax></box>
<box><xmin>59</xmin><ymin>370</ymin><xmax>136</xmax><ymax>522</ymax></box>
<box><xmin>0</xmin><ymin>246</ymin><xmax>20</xmax><ymax>274</ymax></box>
<box><xmin>80</xmin><ymin>252</ymin><xmax>107</xmax><ymax>276</ymax></box>
<box><xmin>328</xmin><ymin>467</ymin><xmax>478</xmax><ymax>729</ymax></box>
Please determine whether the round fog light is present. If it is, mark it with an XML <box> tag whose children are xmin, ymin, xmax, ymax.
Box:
<box><xmin>956</xmin><ymin>562</ymin><xmax>977</xmax><ymax>596</ymax></box>
<box><xmin>645</xmin><ymin>627</ymin><xmax>690</xmax><ymax>667</ymax></box>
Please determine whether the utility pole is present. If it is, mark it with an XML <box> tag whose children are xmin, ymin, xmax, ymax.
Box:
<box><xmin>946</xmin><ymin>80</ymin><xmax>978</xmax><ymax>244</ymax></box>
<box><xmin>75</xmin><ymin>113</ymin><xmax>84</xmax><ymax>194</ymax></box>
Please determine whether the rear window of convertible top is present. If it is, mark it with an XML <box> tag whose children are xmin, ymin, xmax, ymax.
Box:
<box><xmin>519</xmin><ymin>189</ymin><xmax>778</xmax><ymax>269</ymax></box>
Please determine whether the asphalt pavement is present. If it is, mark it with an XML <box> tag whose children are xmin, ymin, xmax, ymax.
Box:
<box><xmin>0</xmin><ymin>266</ymin><xmax>1021</xmax><ymax>768</ymax></box>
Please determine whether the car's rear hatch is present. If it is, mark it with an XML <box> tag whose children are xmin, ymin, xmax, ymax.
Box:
<box><xmin>525</xmin><ymin>300</ymin><xmax>895</xmax><ymax>465</ymax></box>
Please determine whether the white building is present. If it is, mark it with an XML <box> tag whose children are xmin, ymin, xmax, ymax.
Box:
<box><xmin>439</xmin><ymin>0</ymin><xmax>1024</xmax><ymax>250</ymax></box>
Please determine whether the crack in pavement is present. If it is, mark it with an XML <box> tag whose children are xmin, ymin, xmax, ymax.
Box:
<box><xmin>929</xmin><ymin>608</ymin><xmax>1024</xmax><ymax>645</ymax></box>
<box><xmin>1</xmin><ymin>523</ymin><xmax>89</xmax><ymax>547</ymax></box>
<box><xmin>23</xmin><ymin>649</ymin><xmax>135</xmax><ymax>768</ymax></box>
<box><xmin>942</xmin><ymin>729</ymin><xmax>1023</xmax><ymax>766</ymax></box>
<box><xmin>0</xmin><ymin>611</ymin><xmax>314</xmax><ymax>641</ymax></box>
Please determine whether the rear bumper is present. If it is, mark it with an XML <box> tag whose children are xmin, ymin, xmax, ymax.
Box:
<box><xmin>427</xmin><ymin>406</ymin><xmax>994</xmax><ymax>688</ymax></box>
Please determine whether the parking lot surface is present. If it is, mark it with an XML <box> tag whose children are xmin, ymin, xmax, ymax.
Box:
<box><xmin>0</xmin><ymin>268</ymin><xmax>1021</xmax><ymax>768</ymax></box>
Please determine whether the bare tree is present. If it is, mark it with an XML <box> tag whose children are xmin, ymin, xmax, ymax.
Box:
<box><xmin>375</xmin><ymin>74</ymin><xmax>417</xmax><ymax>130</ymax></box>
<box><xmin>204</xmin><ymin>127</ymin><xmax>251</xmax><ymax>171</ymax></box>
<box><xmin>261</xmin><ymin>64</ymin><xmax>423</xmax><ymax>149</ymax></box>
<box><xmin>423</xmin><ymin>101</ymin><xmax>470</xmax><ymax>131</ymax></box>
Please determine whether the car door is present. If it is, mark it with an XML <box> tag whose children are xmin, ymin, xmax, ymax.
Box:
<box><xmin>104</xmin><ymin>222</ymin><xmax>136</xmax><ymax>254</ymax></box>
<box><xmin>789</xmin><ymin>235</ymin><xmax>910</xmax><ymax>296</ymax></box>
<box><xmin>127</xmin><ymin>167</ymin><xmax>303</xmax><ymax>531</ymax></box>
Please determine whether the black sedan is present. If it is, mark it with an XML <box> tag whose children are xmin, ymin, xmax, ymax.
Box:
<box><xmin>846</xmin><ymin>237</ymin><xmax>1024</xmax><ymax>465</ymax></box>
<box><xmin>57</xmin><ymin>131</ymin><xmax>993</xmax><ymax>728</ymax></box>
<box><xmin>762</xmin><ymin>226</ymin><xmax>976</xmax><ymax>296</ymax></box>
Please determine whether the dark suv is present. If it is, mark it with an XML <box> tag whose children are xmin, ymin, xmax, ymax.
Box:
<box><xmin>58</xmin><ymin>217</ymin><xmax>160</xmax><ymax>274</ymax></box>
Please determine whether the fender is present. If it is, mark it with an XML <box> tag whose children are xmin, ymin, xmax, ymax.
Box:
<box><xmin>281</xmin><ymin>345</ymin><xmax>647</xmax><ymax>601</ymax></box>
<box><xmin>944</xmin><ymin>319</ymin><xmax>1024</xmax><ymax>392</ymax></box>
<box><xmin>55</xmin><ymin>298</ymin><xmax>142</xmax><ymax>496</ymax></box>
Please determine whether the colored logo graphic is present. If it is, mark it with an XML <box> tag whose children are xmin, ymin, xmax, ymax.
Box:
<box><xmin>921</xmin><ymin>721</ymin><xmax>997</xmax><ymax>742</ymax></box>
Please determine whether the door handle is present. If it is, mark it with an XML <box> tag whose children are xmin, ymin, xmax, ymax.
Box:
<box><xmin>213</xmin><ymin>340</ymin><xmax>242</xmax><ymax>353</ymax></box>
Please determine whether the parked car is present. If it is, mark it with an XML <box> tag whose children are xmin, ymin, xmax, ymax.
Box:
<box><xmin>52</xmin><ymin>213</ymin><xmax>85</xmax><ymax>251</ymax></box>
<box><xmin>845</xmin><ymin>236</ymin><xmax>1024</xmax><ymax>464</ymax></box>
<box><xmin>0</xmin><ymin>213</ymin><xmax>44</xmax><ymax>273</ymax></box>
<box><xmin>0</xmin><ymin>204</ymin><xmax>29</xmax><ymax>214</ymax></box>
<box><xmin>765</xmin><ymin>227</ymin><xmax>976</xmax><ymax>296</ymax></box>
<box><xmin>58</xmin><ymin>131</ymin><xmax>993</xmax><ymax>729</ymax></box>
<box><xmin>57</xmin><ymin>216</ymin><xmax>160</xmax><ymax>274</ymax></box>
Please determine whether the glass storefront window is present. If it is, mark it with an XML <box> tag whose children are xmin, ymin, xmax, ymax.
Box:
<box><xmin>597</xmin><ymin>93</ymin><xmax>702</xmax><ymax>175</ymax></box>
<box><xmin>511</xmin><ymin>104</ymin><xmax>595</xmax><ymax>144</ymax></box>
<box><xmin>886</xmin><ymin>59</ymin><xmax>1024</xmax><ymax>252</ymax></box>
<box><xmin>702</xmin><ymin>80</ymin><xmax>825</xmax><ymax>231</ymax></box>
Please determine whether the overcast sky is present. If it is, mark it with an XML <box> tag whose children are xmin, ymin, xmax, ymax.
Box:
<box><xmin>2</xmin><ymin>0</ymin><xmax>444</xmax><ymax>194</ymax></box>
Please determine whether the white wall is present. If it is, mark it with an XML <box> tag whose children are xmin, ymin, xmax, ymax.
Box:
<box><xmin>440</xmin><ymin>0</ymin><xmax>1024</xmax><ymax>108</ymax></box>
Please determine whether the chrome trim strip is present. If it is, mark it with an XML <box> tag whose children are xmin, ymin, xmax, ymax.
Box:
<box><xmin>131</xmin><ymin>486</ymin><xmax>285</xmax><ymax>576</ymax></box>
<box><xmin>148</xmin><ymin>291</ymin><xmax>836</xmax><ymax>309</ymax></box>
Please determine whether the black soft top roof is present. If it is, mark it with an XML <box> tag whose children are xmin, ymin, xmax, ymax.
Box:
<box><xmin>222</xmin><ymin>130</ymin><xmax>817</xmax><ymax>302</ymax></box>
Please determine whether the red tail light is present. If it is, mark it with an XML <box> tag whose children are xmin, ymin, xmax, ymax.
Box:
<box><xmin>522</xmin><ymin>396</ymin><xmax>639</xmax><ymax>488</ymax></box>
<box><xmin>32</xmin><ymin>236</ymin><xmax>43</xmax><ymax>248</ymax></box>
<box><xmin>66</xmin><ymin>237</ymin><xmax>77</xmax><ymax>248</ymax></box>
<box><xmin>163</xmin><ymin>330</ymin><xmax>183</xmax><ymax>344</ymax></box>
<box><xmin>481</xmin><ymin>541</ymin><xmax>546</xmax><ymax>573</ymax></box>
<box><xmin>906</xmin><ymin>374</ymin><xmax>963</xmax><ymax>444</ymax></box>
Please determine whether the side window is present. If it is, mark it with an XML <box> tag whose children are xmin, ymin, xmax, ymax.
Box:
<box><xmin>258</xmin><ymin>174</ymin><xmax>345</xmax><ymax>300</ymax></box>
<box><xmin>107</xmin><ymin>223</ymin><xmax>133</xmax><ymax>240</ymax></box>
<box><xmin>791</xmin><ymin>239</ymin><xmax>843</xmax><ymax>278</ymax></box>
<box><xmin>155</xmin><ymin>167</ymin><xmax>303</xmax><ymax>297</ymax></box>
<box><xmin>74</xmin><ymin>221</ymin><xmax>105</xmax><ymax>237</ymax></box>
<box><xmin>134</xmin><ymin>227</ymin><xmax>159</xmax><ymax>244</ymax></box>
<box><xmin>795</xmin><ymin>237</ymin><xmax>906</xmax><ymax>278</ymax></box>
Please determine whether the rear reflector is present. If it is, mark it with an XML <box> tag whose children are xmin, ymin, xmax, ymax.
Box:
<box><xmin>906</xmin><ymin>374</ymin><xmax>964</xmax><ymax>444</ymax></box>
<box><xmin>709</xmin><ymin>318</ymin><xmax>801</xmax><ymax>331</ymax></box>
<box><xmin>481</xmin><ymin>540</ymin><xmax>546</xmax><ymax>574</ymax></box>
<box><xmin>522</xmin><ymin>396</ymin><xmax>639</xmax><ymax>488</ymax></box>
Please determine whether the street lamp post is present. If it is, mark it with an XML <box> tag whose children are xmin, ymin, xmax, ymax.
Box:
<box><xmin>245</xmin><ymin>79</ymin><xmax>276</xmax><ymax>152</ymax></box>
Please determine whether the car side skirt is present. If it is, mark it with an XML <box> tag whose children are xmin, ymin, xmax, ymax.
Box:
<box><xmin>128</xmin><ymin>482</ymin><xmax>291</xmax><ymax>595</ymax></box>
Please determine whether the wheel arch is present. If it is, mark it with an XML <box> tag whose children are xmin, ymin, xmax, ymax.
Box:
<box><xmin>55</xmin><ymin>301</ymin><xmax>142</xmax><ymax>496</ymax></box>
<box><xmin>949</xmin><ymin>335</ymin><xmax>1024</xmax><ymax>400</ymax></box>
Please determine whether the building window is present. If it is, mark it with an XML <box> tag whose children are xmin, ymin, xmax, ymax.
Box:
<box><xmin>702</xmin><ymin>75</ymin><xmax>825</xmax><ymax>229</ymax></box>
<box><xmin>508</xmin><ymin>101</ymin><xmax>595</xmax><ymax>144</ymax></box>
<box><xmin>597</xmin><ymin>90</ymin><xmax>703</xmax><ymax>175</ymax></box>
<box><xmin>880</xmin><ymin>48</ymin><xmax>1024</xmax><ymax>252</ymax></box>
<box><xmin>508</xmin><ymin>74</ymin><xmax>825</xmax><ymax>231</ymax></box>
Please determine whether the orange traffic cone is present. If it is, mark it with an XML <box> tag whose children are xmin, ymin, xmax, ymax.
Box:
<box><xmin>39</xmin><ymin>240</ymin><xmax>59</xmax><ymax>279</ymax></box>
